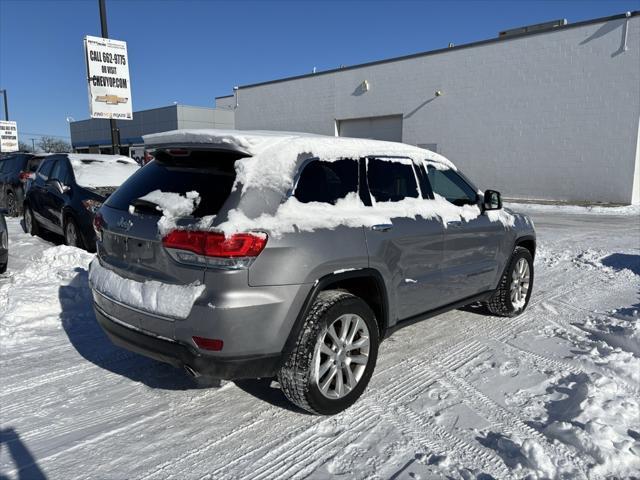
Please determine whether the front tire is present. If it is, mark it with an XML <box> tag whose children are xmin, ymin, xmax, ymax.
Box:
<box><xmin>487</xmin><ymin>246</ymin><xmax>534</xmax><ymax>317</ymax></box>
<box><xmin>64</xmin><ymin>216</ymin><xmax>85</xmax><ymax>250</ymax></box>
<box><xmin>278</xmin><ymin>290</ymin><xmax>379</xmax><ymax>415</ymax></box>
<box><xmin>24</xmin><ymin>205</ymin><xmax>39</xmax><ymax>236</ymax></box>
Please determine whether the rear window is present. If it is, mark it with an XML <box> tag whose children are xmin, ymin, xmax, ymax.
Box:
<box><xmin>294</xmin><ymin>159</ymin><xmax>358</xmax><ymax>204</ymax></box>
<box><xmin>1</xmin><ymin>156</ymin><xmax>24</xmax><ymax>174</ymax></box>
<box><xmin>367</xmin><ymin>158</ymin><xmax>419</xmax><ymax>202</ymax></box>
<box><xmin>105</xmin><ymin>150</ymin><xmax>244</xmax><ymax>217</ymax></box>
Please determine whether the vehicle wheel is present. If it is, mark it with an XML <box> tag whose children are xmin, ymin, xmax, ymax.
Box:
<box><xmin>278</xmin><ymin>290</ymin><xmax>379</xmax><ymax>415</ymax></box>
<box><xmin>64</xmin><ymin>216</ymin><xmax>85</xmax><ymax>249</ymax></box>
<box><xmin>7</xmin><ymin>192</ymin><xmax>18</xmax><ymax>217</ymax></box>
<box><xmin>24</xmin><ymin>205</ymin><xmax>39</xmax><ymax>236</ymax></box>
<box><xmin>487</xmin><ymin>246</ymin><xmax>534</xmax><ymax>317</ymax></box>
<box><xmin>0</xmin><ymin>262</ymin><xmax>6</xmax><ymax>274</ymax></box>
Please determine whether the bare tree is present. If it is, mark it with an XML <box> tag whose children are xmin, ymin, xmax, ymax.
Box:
<box><xmin>18</xmin><ymin>141</ymin><xmax>33</xmax><ymax>152</ymax></box>
<box><xmin>37</xmin><ymin>136</ymin><xmax>71</xmax><ymax>153</ymax></box>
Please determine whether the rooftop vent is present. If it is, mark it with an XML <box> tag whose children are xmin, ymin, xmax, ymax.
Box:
<box><xmin>499</xmin><ymin>19</ymin><xmax>567</xmax><ymax>37</ymax></box>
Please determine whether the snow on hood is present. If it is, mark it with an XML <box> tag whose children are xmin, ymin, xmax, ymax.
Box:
<box><xmin>68</xmin><ymin>154</ymin><xmax>139</xmax><ymax>189</ymax></box>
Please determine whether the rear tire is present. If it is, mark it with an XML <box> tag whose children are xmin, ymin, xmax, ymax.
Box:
<box><xmin>24</xmin><ymin>205</ymin><xmax>39</xmax><ymax>236</ymax></box>
<box><xmin>0</xmin><ymin>262</ymin><xmax>6</xmax><ymax>274</ymax></box>
<box><xmin>487</xmin><ymin>246</ymin><xmax>534</xmax><ymax>317</ymax></box>
<box><xmin>278</xmin><ymin>290</ymin><xmax>379</xmax><ymax>415</ymax></box>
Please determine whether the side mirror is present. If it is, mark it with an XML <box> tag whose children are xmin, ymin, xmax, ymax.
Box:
<box><xmin>483</xmin><ymin>189</ymin><xmax>502</xmax><ymax>211</ymax></box>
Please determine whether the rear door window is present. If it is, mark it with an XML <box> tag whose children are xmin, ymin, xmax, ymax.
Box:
<box><xmin>294</xmin><ymin>159</ymin><xmax>358</xmax><ymax>204</ymax></box>
<box><xmin>37</xmin><ymin>157</ymin><xmax>56</xmax><ymax>180</ymax></box>
<box><xmin>105</xmin><ymin>149</ymin><xmax>244</xmax><ymax>217</ymax></box>
<box><xmin>426</xmin><ymin>166</ymin><xmax>478</xmax><ymax>206</ymax></box>
<box><xmin>26</xmin><ymin>156</ymin><xmax>44</xmax><ymax>172</ymax></box>
<box><xmin>50</xmin><ymin>158</ymin><xmax>72</xmax><ymax>184</ymax></box>
<box><xmin>367</xmin><ymin>158</ymin><xmax>419</xmax><ymax>203</ymax></box>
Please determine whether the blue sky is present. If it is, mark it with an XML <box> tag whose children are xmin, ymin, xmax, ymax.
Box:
<box><xmin>1</xmin><ymin>0</ymin><xmax>638</xmax><ymax>144</ymax></box>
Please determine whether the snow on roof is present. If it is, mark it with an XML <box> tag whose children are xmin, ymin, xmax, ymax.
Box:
<box><xmin>140</xmin><ymin>130</ymin><xmax>521</xmax><ymax>238</ymax></box>
<box><xmin>67</xmin><ymin>153</ymin><xmax>139</xmax><ymax>189</ymax></box>
<box><xmin>143</xmin><ymin>129</ymin><xmax>452</xmax><ymax>166</ymax></box>
<box><xmin>143</xmin><ymin>129</ymin><xmax>456</xmax><ymax>198</ymax></box>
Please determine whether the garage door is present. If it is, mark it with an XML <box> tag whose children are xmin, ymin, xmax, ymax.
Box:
<box><xmin>337</xmin><ymin>115</ymin><xmax>403</xmax><ymax>142</ymax></box>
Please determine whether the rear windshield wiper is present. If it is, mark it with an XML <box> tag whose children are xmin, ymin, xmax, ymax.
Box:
<box><xmin>130</xmin><ymin>198</ymin><xmax>162</xmax><ymax>215</ymax></box>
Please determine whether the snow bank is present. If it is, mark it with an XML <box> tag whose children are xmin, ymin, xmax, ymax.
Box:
<box><xmin>542</xmin><ymin>373</ymin><xmax>640</xmax><ymax>478</ymax></box>
<box><xmin>88</xmin><ymin>259</ymin><xmax>205</xmax><ymax>319</ymax></box>
<box><xmin>68</xmin><ymin>154</ymin><xmax>139</xmax><ymax>189</ymax></box>
<box><xmin>0</xmin><ymin>244</ymin><xmax>94</xmax><ymax>345</ymax></box>
<box><xmin>506</xmin><ymin>202</ymin><xmax>640</xmax><ymax>216</ymax></box>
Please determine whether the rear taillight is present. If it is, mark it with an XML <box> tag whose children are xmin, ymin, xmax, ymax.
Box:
<box><xmin>82</xmin><ymin>199</ymin><xmax>103</xmax><ymax>213</ymax></box>
<box><xmin>162</xmin><ymin>230</ymin><xmax>267</xmax><ymax>269</ymax></box>
<box><xmin>162</xmin><ymin>230</ymin><xmax>267</xmax><ymax>258</ymax></box>
<box><xmin>93</xmin><ymin>212</ymin><xmax>105</xmax><ymax>241</ymax></box>
<box><xmin>19</xmin><ymin>171</ymin><xmax>35</xmax><ymax>183</ymax></box>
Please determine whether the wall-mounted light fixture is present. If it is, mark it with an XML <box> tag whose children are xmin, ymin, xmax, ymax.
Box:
<box><xmin>435</xmin><ymin>90</ymin><xmax>443</xmax><ymax>96</ymax></box>
<box><xmin>361</xmin><ymin>80</ymin><xmax>370</xmax><ymax>92</ymax></box>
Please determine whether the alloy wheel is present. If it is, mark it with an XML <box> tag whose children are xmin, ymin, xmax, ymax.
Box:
<box><xmin>312</xmin><ymin>313</ymin><xmax>370</xmax><ymax>399</ymax></box>
<box><xmin>510</xmin><ymin>257</ymin><xmax>530</xmax><ymax>309</ymax></box>
<box><xmin>7</xmin><ymin>194</ymin><xmax>16</xmax><ymax>216</ymax></box>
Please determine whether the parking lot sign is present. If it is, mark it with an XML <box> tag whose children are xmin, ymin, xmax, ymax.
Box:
<box><xmin>0</xmin><ymin>121</ymin><xmax>19</xmax><ymax>152</ymax></box>
<box><xmin>84</xmin><ymin>35</ymin><xmax>132</xmax><ymax>120</ymax></box>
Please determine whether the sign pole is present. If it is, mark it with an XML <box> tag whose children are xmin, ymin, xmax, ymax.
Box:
<box><xmin>0</xmin><ymin>89</ymin><xmax>8</xmax><ymax>120</ymax></box>
<box><xmin>98</xmin><ymin>0</ymin><xmax>118</xmax><ymax>154</ymax></box>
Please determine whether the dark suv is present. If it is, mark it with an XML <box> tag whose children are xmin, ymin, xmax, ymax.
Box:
<box><xmin>89</xmin><ymin>130</ymin><xmax>536</xmax><ymax>415</ymax></box>
<box><xmin>0</xmin><ymin>153</ymin><xmax>46</xmax><ymax>216</ymax></box>
<box><xmin>24</xmin><ymin>153</ymin><xmax>139</xmax><ymax>251</ymax></box>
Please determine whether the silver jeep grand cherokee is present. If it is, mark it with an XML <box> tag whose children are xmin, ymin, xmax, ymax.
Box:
<box><xmin>89</xmin><ymin>130</ymin><xmax>535</xmax><ymax>415</ymax></box>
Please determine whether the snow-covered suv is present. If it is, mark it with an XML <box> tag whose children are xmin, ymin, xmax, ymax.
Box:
<box><xmin>88</xmin><ymin>130</ymin><xmax>536</xmax><ymax>414</ymax></box>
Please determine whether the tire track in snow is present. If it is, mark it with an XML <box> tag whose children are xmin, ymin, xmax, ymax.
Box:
<box><xmin>30</xmin><ymin>256</ymin><xmax>591</xmax><ymax>479</ymax></box>
<box><xmin>219</xmin><ymin>338</ymin><xmax>510</xmax><ymax>479</ymax></box>
<box><xmin>371</xmin><ymin>402</ymin><xmax>513</xmax><ymax>479</ymax></box>
<box><xmin>196</xmin><ymin>272</ymin><xmax>592</xmax><ymax>479</ymax></box>
<box><xmin>437</xmin><ymin>371</ymin><xmax>590</xmax><ymax>479</ymax></box>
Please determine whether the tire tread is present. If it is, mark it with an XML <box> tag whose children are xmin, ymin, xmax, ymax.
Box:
<box><xmin>487</xmin><ymin>246</ymin><xmax>531</xmax><ymax>317</ymax></box>
<box><xmin>278</xmin><ymin>290</ymin><xmax>356</xmax><ymax>414</ymax></box>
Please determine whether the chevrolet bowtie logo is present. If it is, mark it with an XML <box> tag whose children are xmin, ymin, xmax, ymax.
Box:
<box><xmin>95</xmin><ymin>95</ymin><xmax>129</xmax><ymax>105</ymax></box>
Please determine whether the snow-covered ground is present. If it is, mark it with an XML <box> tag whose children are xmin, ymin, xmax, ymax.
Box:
<box><xmin>1</xmin><ymin>207</ymin><xmax>639</xmax><ymax>479</ymax></box>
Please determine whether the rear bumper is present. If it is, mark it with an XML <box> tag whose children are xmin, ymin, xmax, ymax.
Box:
<box><xmin>94</xmin><ymin>302</ymin><xmax>281</xmax><ymax>380</ymax></box>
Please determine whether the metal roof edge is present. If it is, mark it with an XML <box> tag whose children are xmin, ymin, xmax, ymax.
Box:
<box><xmin>236</xmin><ymin>11</ymin><xmax>638</xmax><ymax>90</ymax></box>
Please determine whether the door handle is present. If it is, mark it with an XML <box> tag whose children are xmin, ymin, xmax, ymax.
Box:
<box><xmin>371</xmin><ymin>224</ymin><xmax>393</xmax><ymax>232</ymax></box>
<box><xmin>447</xmin><ymin>221</ymin><xmax>463</xmax><ymax>228</ymax></box>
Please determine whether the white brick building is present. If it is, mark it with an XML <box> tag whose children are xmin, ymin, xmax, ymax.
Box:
<box><xmin>218</xmin><ymin>12</ymin><xmax>640</xmax><ymax>205</ymax></box>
